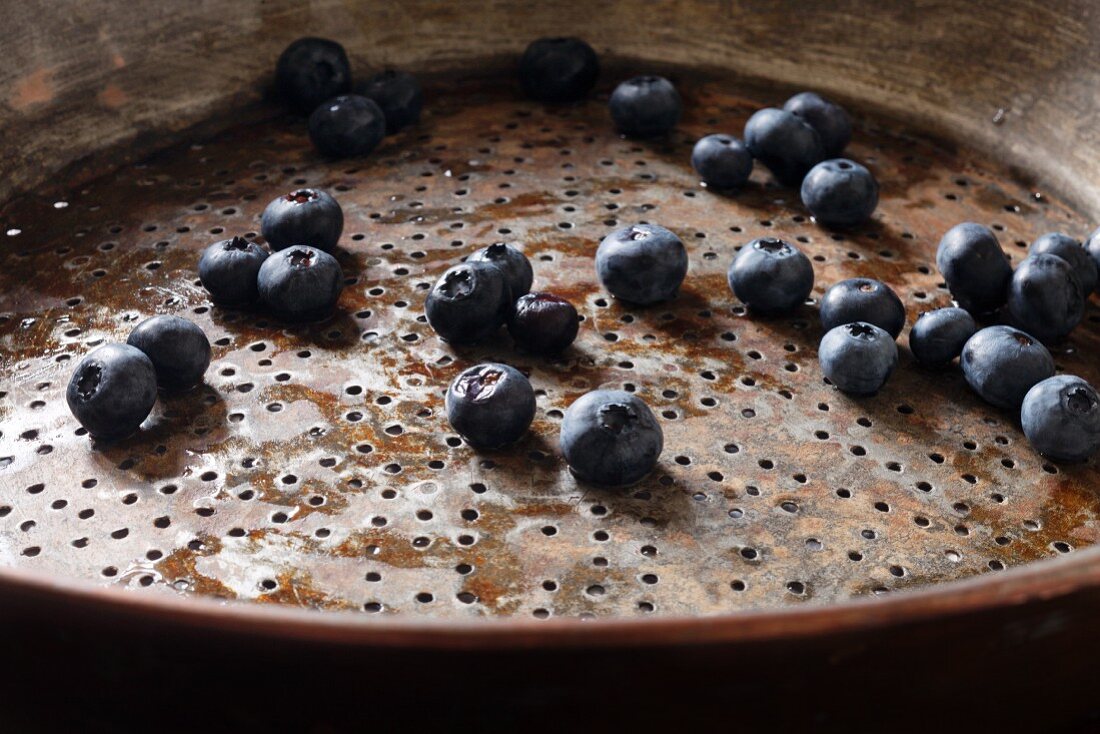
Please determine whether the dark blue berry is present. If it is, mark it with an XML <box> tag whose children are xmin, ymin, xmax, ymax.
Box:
<box><xmin>800</xmin><ymin>159</ymin><xmax>878</xmax><ymax>228</ymax></box>
<box><xmin>691</xmin><ymin>134</ymin><xmax>753</xmax><ymax>189</ymax></box>
<box><xmin>357</xmin><ymin>70</ymin><xmax>423</xmax><ymax>134</ymax></box>
<box><xmin>446</xmin><ymin>363</ymin><xmax>536</xmax><ymax>449</ymax></box>
<box><xmin>727</xmin><ymin>237</ymin><xmax>814</xmax><ymax>314</ymax></box>
<box><xmin>608</xmin><ymin>76</ymin><xmax>682</xmax><ymax>138</ymax></box>
<box><xmin>66</xmin><ymin>344</ymin><xmax>158</xmax><ymax>441</ymax></box>
<box><xmin>198</xmin><ymin>236</ymin><xmax>269</xmax><ymax>307</ymax></box>
<box><xmin>257</xmin><ymin>246</ymin><xmax>344</xmax><ymax>322</ymax></box>
<box><xmin>783</xmin><ymin>92</ymin><xmax>852</xmax><ymax>157</ymax></box>
<box><xmin>1030</xmin><ymin>232</ymin><xmax>1097</xmax><ymax>295</ymax></box>
<box><xmin>1084</xmin><ymin>226</ymin><xmax>1100</xmax><ymax>293</ymax></box>
<box><xmin>275</xmin><ymin>37</ymin><xmax>351</xmax><ymax>114</ymax></box>
<box><xmin>508</xmin><ymin>292</ymin><xmax>579</xmax><ymax>354</ymax></box>
<box><xmin>820</xmin><ymin>278</ymin><xmax>905</xmax><ymax>338</ymax></box>
<box><xmin>596</xmin><ymin>223</ymin><xmax>688</xmax><ymax>305</ymax></box>
<box><xmin>308</xmin><ymin>94</ymin><xmax>386</xmax><ymax>158</ymax></box>
<box><xmin>468</xmin><ymin>242</ymin><xmax>533</xmax><ymax>298</ymax></box>
<box><xmin>519</xmin><ymin>37</ymin><xmax>599</xmax><ymax>103</ymax></box>
<box><xmin>126</xmin><ymin>315</ymin><xmax>211</xmax><ymax>391</ymax></box>
<box><xmin>743</xmin><ymin>108</ymin><xmax>825</xmax><ymax>187</ymax></box>
<box><xmin>818</xmin><ymin>322</ymin><xmax>898</xmax><ymax>396</ymax></box>
<box><xmin>425</xmin><ymin>261</ymin><xmax>512</xmax><ymax>344</ymax></box>
<box><xmin>260</xmin><ymin>188</ymin><xmax>344</xmax><ymax>253</ymax></box>
<box><xmin>1007</xmin><ymin>253</ymin><xmax>1084</xmax><ymax>345</ymax></box>
<box><xmin>936</xmin><ymin>222</ymin><xmax>1012</xmax><ymax>315</ymax></box>
<box><xmin>1021</xmin><ymin>375</ymin><xmax>1100</xmax><ymax>463</ymax></box>
<box><xmin>960</xmin><ymin>325</ymin><xmax>1054</xmax><ymax>410</ymax></box>
<box><xmin>908</xmin><ymin>307</ymin><xmax>977</xmax><ymax>368</ymax></box>
<box><xmin>560</xmin><ymin>390</ymin><xmax>663</xmax><ymax>487</ymax></box>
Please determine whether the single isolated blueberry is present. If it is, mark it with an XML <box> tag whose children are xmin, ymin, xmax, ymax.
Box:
<box><xmin>960</xmin><ymin>325</ymin><xmax>1054</xmax><ymax>410</ymax></box>
<box><xmin>1084</xmin><ymin>226</ymin><xmax>1100</xmax><ymax>293</ymax></box>
<box><xmin>425</xmin><ymin>261</ymin><xmax>512</xmax><ymax>344</ymax></box>
<box><xmin>257</xmin><ymin>246</ymin><xmax>344</xmax><ymax>322</ymax></box>
<box><xmin>596</xmin><ymin>223</ymin><xmax>688</xmax><ymax>305</ymax></box>
<box><xmin>1021</xmin><ymin>375</ymin><xmax>1100</xmax><ymax>463</ymax></box>
<box><xmin>800</xmin><ymin>159</ymin><xmax>879</xmax><ymax>228</ymax></box>
<box><xmin>261</xmin><ymin>188</ymin><xmax>344</xmax><ymax>253</ymax></box>
<box><xmin>1007</xmin><ymin>253</ymin><xmax>1084</xmax><ymax>345</ymax></box>
<box><xmin>275</xmin><ymin>37</ymin><xmax>352</xmax><ymax>114</ymax></box>
<box><xmin>818</xmin><ymin>322</ymin><xmax>899</xmax><ymax>396</ymax></box>
<box><xmin>560</xmin><ymin>390</ymin><xmax>663</xmax><ymax>487</ymax></box>
<box><xmin>358</xmin><ymin>70</ymin><xmax>423</xmax><ymax>134</ymax></box>
<box><xmin>908</xmin><ymin>307</ymin><xmax>977</xmax><ymax>368</ymax></box>
<box><xmin>743</xmin><ymin>108</ymin><xmax>825</xmax><ymax>187</ymax></box>
<box><xmin>691</xmin><ymin>134</ymin><xmax>753</xmax><ymax>190</ymax></box>
<box><xmin>126</xmin><ymin>315</ymin><xmax>211</xmax><ymax>391</ymax></box>
<box><xmin>936</xmin><ymin>222</ymin><xmax>1012</xmax><ymax>314</ymax></box>
<box><xmin>308</xmin><ymin>94</ymin><xmax>386</xmax><ymax>158</ymax></box>
<box><xmin>508</xmin><ymin>292</ymin><xmax>580</xmax><ymax>354</ymax></box>
<box><xmin>820</xmin><ymin>278</ymin><xmax>905</xmax><ymax>338</ymax></box>
<box><xmin>519</xmin><ymin>37</ymin><xmax>599</xmax><ymax>103</ymax></box>
<box><xmin>1030</xmin><ymin>232</ymin><xmax>1097</xmax><ymax>295</ymax></box>
<box><xmin>445</xmin><ymin>363</ymin><xmax>536</xmax><ymax>449</ymax></box>
<box><xmin>66</xmin><ymin>344</ymin><xmax>158</xmax><ymax>441</ymax></box>
<box><xmin>608</xmin><ymin>76</ymin><xmax>682</xmax><ymax>138</ymax></box>
<box><xmin>783</xmin><ymin>91</ymin><xmax>852</xmax><ymax>157</ymax></box>
<box><xmin>467</xmin><ymin>242</ymin><xmax>533</xmax><ymax>298</ymax></box>
<box><xmin>727</xmin><ymin>237</ymin><xmax>814</xmax><ymax>314</ymax></box>
<box><xmin>198</xmin><ymin>236</ymin><xmax>269</xmax><ymax>307</ymax></box>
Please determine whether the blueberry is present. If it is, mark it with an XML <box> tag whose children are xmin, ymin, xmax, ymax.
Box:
<box><xmin>468</xmin><ymin>242</ymin><xmax>533</xmax><ymax>298</ymax></box>
<box><xmin>819</xmin><ymin>278</ymin><xmax>905</xmax><ymax>338</ymax></box>
<box><xmin>691</xmin><ymin>134</ymin><xmax>753</xmax><ymax>189</ymax></box>
<box><xmin>357</xmin><ymin>70</ymin><xmax>423</xmax><ymax>134</ymax></box>
<box><xmin>727</xmin><ymin>237</ymin><xmax>814</xmax><ymax>314</ymax></box>
<box><xmin>936</xmin><ymin>222</ymin><xmax>1012</xmax><ymax>315</ymax></box>
<box><xmin>445</xmin><ymin>363</ymin><xmax>536</xmax><ymax>449</ymax></box>
<box><xmin>1084</xmin><ymin>226</ymin><xmax>1100</xmax><ymax>293</ymax></box>
<box><xmin>596</xmin><ymin>224</ymin><xmax>688</xmax><ymax>305</ymax></box>
<box><xmin>126</xmin><ymin>315</ymin><xmax>211</xmax><ymax>391</ymax></box>
<box><xmin>66</xmin><ymin>344</ymin><xmax>158</xmax><ymax>441</ymax></box>
<box><xmin>1007</xmin><ymin>253</ymin><xmax>1084</xmax><ymax>344</ymax></box>
<box><xmin>308</xmin><ymin>94</ymin><xmax>386</xmax><ymax>158</ymax></box>
<box><xmin>783</xmin><ymin>92</ymin><xmax>852</xmax><ymax>157</ymax></box>
<box><xmin>257</xmin><ymin>246</ymin><xmax>344</xmax><ymax>322</ymax></box>
<box><xmin>743</xmin><ymin>108</ymin><xmax>825</xmax><ymax>187</ymax></box>
<box><xmin>608</xmin><ymin>76</ymin><xmax>682</xmax><ymax>138</ymax></box>
<box><xmin>560</xmin><ymin>390</ymin><xmax>663</xmax><ymax>487</ymax></box>
<box><xmin>260</xmin><ymin>188</ymin><xmax>344</xmax><ymax>253</ymax></box>
<box><xmin>508</xmin><ymin>292</ymin><xmax>579</xmax><ymax>354</ymax></box>
<box><xmin>519</xmin><ymin>37</ymin><xmax>599</xmax><ymax>103</ymax></box>
<box><xmin>800</xmin><ymin>159</ymin><xmax>878</xmax><ymax>228</ymax></box>
<box><xmin>275</xmin><ymin>37</ymin><xmax>351</xmax><ymax>115</ymax></box>
<box><xmin>425</xmin><ymin>261</ymin><xmax>512</xmax><ymax>344</ymax></box>
<box><xmin>1021</xmin><ymin>375</ymin><xmax>1100</xmax><ymax>463</ymax></box>
<box><xmin>908</xmin><ymin>307</ymin><xmax>977</xmax><ymax>368</ymax></box>
<box><xmin>960</xmin><ymin>325</ymin><xmax>1054</xmax><ymax>410</ymax></box>
<box><xmin>818</xmin><ymin>322</ymin><xmax>898</xmax><ymax>396</ymax></box>
<box><xmin>1030</xmin><ymin>232</ymin><xmax>1097</xmax><ymax>295</ymax></box>
<box><xmin>198</xmin><ymin>236</ymin><xmax>269</xmax><ymax>307</ymax></box>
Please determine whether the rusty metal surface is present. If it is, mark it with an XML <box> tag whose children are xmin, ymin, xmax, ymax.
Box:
<box><xmin>1</xmin><ymin>72</ymin><xmax>1098</xmax><ymax>619</ymax></box>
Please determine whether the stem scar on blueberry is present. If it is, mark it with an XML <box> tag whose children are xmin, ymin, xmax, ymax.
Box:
<box><xmin>455</xmin><ymin>368</ymin><xmax>502</xmax><ymax>402</ymax></box>
<box><xmin>1013</xmin><ymin>333</ymin><xmax>1033</xmax><ymax>346</ymax></box>
<box><xmin>289</xmin><ymin>249</ymin><xmax>315</xmax><ymax>267</ymax></box>
<box><xmin>286</xmin><ymin>189</ymin><xmax>318</xmax><ymax>204</ymax></box>
<box><xmin>628</xmin><ymin>227</ymin><xmax>650</xmax><ymax>240</ymax></box>
<box><xmin>857</xmin><ymin>281</ymin><xmax>876</xmax><ymax>292</ymax></box>
<box><xmin>76</xmin><ymin>364</ymin><xmax>102</xmax><ymax>401</ymax></box>
<box><xmin>225</xmin><ymin>236</ymin><xmax>250</xmax><ymax>251</ymax></box>
<box><xmin>1067</xmin><ymin>387</ymin><xmax>1096</xmax><ymax>413</ymax></box>
<box><xmin>598</xmin><ymin>403</ymin><xmax>637</xmax><ymax>434</ymax></box>
<box><xmin>757</xmin><ymin>237</ymin><xmax>787</xmax><ymax>253</ymax></box>
<box><xmin>439</xmin><ymin>268</ymin><xmax>474</xmax><ymax>298</ymax></box>
<box><xmin>847</xmin><ymin>323</ymin><xmax>876</xmax><ymax>338</ymax></box>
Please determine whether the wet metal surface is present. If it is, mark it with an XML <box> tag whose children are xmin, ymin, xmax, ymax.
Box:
<box><xmin>0</xmin><ymin>73</ymin><xmax>1098</xmax><ymax>619</ymax></box>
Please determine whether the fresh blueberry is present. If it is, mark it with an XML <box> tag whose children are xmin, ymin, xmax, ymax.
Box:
<box><xmin>727</xmin><ymin>237</ymin><xmax>814</xmax><ymax>314</ymax></box>
<box><xmin>960</xmin><ymin>325</ymin><xmax>1054</xmax><ymax>410</ymax></box>
<box><xmin>357</xmin><ymin>70</ymin><xmax>423</xmax><ymax>134</ymax></box>
<box><xmin>783</xmin><ymin>92</ymin><xmax>852</xmax><ymax>157</ymax></box>
<box><xmin>691</xmin><ymin>134</ymin><xmax>753</xmax><ymax>189</ymax></box>
<box><xmin>743</xmin><ymin>108</ymin><xmax>825</xmax><ymax>187</ymax></box>
<box><xmin>275</xmin><ymin>37</ymin><xmax>351</xmax><ymax>114</ymax></box>
<box><xmin>260</xmin><ymin>188</ymin><xmax>344</xmax><ymax>253</ymax></box>
<box><xmin>936</xmin><ymin>222</ymin><xmax>1012</xmax><ymax>315</ymax></box>
<box><xmin>908</xmin><ymin>307</ymin><xmax>977</xmax><ymax>368</ymax></box>
<box><xmin>425</xmin><ymin>261</ymin><xmax>512</xmax><ymax>344</ymax></box>
<box><xmin>1021</xmin><ymin>375</ymin><xmax>1100</xmax><ymax>463</ymax></box>
<box><xmin>818</xmin><ymin>322</ymin><xmax>898</xmax><ymax>396</ymax></box>
<box><xmin>66</xmin><ymin>344</ymin><xmax>158</xmax><ymax>441</ymax></box>
<box><xmin>468</xmin><ymin>242</ymin><xmax>533</xmax><ymax>298</ymax></box>
<box><xmin>519</xmin><ymin>37</ymin><xmax>599</xmax><ymax>103</ymax></box>
<box><xmin>1084</xmin><ymin>226</ymin><xmax>1100</xmax><ymax>293</ymax></box>
<box><xmin>596</xmin><ymin>223</ymin><xmax>688</xmax><ymax>305</ymax></box>
<box><xmin>1030</xmin><ymin>232</ymin><xmax>1097</xmax><ymax>295</ymax></box>
<box><xmin>800</xmin><ymin>159</ymin><xmax>878</xmax><ymax>228</ymax></box>
<box><xmin>608</xmin><ymin>76</ymin><xmax>682</xmax><ymax>138</ymax></box>
<box><xmin>1007</xmin><ymin>253</ymin><xmax>1084</xmax><ymax>344</ymax></box>
<box><xmin>308</xmin><ymin>94</ymin><xmax>386</xmax><ymax>158</ymax></box>
<box><xmin>126</xmin><ymin>315</ymin><xmax>211</xmax><ymax>391</ymax></box>
<box><xmin>197</xmin><ymin>236</ymin><xmax>269</xmax><ymax>307</ymax></box>
<box><xmin>560</xmin><ymin>390</ymin><xmax>663</xmax><ymax>487</ymax></box>
<box><xmin>445</xmin><ymin>363</ymin><xmax>536</xmax><ymax>449</ymax></box>
<box><xmin>819</xmin><ymin>278</ymin><xmax>905</xmax><ymax>338</ymax></box>
<box><xmin>508</xmin><ymin>292</ymin><xmax>579</xmax><ymax>354</ymax></box>
<box><xmin>257</xmin><ymin>246</ymin><xmax>344</xmax><ymax>322</ymax></box>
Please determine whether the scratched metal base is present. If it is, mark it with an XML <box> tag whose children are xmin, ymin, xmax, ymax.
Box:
<box><xmin>0</xmin><ymin>72</ymin><xmax>1098</xmax><ymax>619</ymax></box>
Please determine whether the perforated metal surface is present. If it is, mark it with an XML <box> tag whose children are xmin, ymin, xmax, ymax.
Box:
<box><xmin>0</xmin><ymin>72</ymin><xmax>1098</xmax><ymax>619</ymax></box>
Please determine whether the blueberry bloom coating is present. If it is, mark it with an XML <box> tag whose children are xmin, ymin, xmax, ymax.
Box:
<box><xmin>596</xmin><ymin>223</ymin><xmax>688</xmax><ymax>305</ymax></box>
<box><xmin>818</xmin><ymin>322</ymin><xmax>898</xmax><ymax>396</ymax></box>
<box><xmin>960</xmin><ymin>325</ymin><xmax>1054</xmax><ymax>410</ymax></box>
<box><xmin>66</xmin><ymin>344</ymin><xmax>158</xmax><ymax>441</ymax></box>
<box><xmin>425</xmin><ymin>261</ymin><xmax>512</xmax><ymax>344</ymax></box>
<box><xmin>1007</xmin><ymin>253</ymin><xmax>1084</xmax><ymax>345</ymax></box>
<box><xmin>727</xmin><ymin>237</ymin><xmax>814</xmax><ymax>314</ymax></box>
<box><xmin>446</xmin><ymin>363</ymin><xmax>536</xmax><ymax>449</ymax></box>
<box><xmin>261</xmin><ymin>188</ymin><xmax>344</xmax><ymax>253</ymax></box>
<box><xmin>560</xmin><ymin>390</ymin><xmax>663</xmax><ymax>487</ymax></box>
<box><xmin>744</xmin><ymin>107</ymin><xmax>825</xmax><ymax>187</ymax></box>
<box><xmin>908</xmin><ymin>307</ymin><xmax>977</xmax><ymax>368</ymax></box>
<box><xmin>126</xmin><ymin>315</ymin><xmax>211</xmax><ymax>391</ymax></box>
<box><xmin>783</xmin><ymin>92</ymin><xmax>852</xmax><ymax>157</ymax></box>
<box><xmin>257</xmin><ymin>245</ymin><xmax>344</xmax><ymax>322</ymax></box>
<box><xmin>800</xmin><ymin>159</ymin><xmax>879</xmax><ymax>228</ymax></box>
<box><xmin>936</xmin><ymin>222</ymin><xmax>1012</xmax><ymax>315</ymax></box>
<box><xmin>820</xmin><ymin>278</ymin><xmax>905</xmax><ymax>338</ymax></box>
<box><xmin>1029</xmin><ymin>232</ymin><xmax>1097</xmax><ymax>295</ymax></box>
<box><xmin>691</xmin><ymin>134</ymin><xmax>753</xmax><ymax>189</ymax></box>
<box><xmin>198</xmin><ymin>236</ymin><xmax>269</xmax><ymax>307</ymax></box>
<box><xmin>609</xmin><ymin>76</ymin><xmax>682</xmax><ymax>138</ymax></box>
<box><xmin>468</xmin><ymin>242</ymin><xmax>533</xmax><ymax>299</ymax></box>
<box><xmin>1021</xmin><ymin>375</ymin><xmax>1100</xmax><ymax>463</ymax></box>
